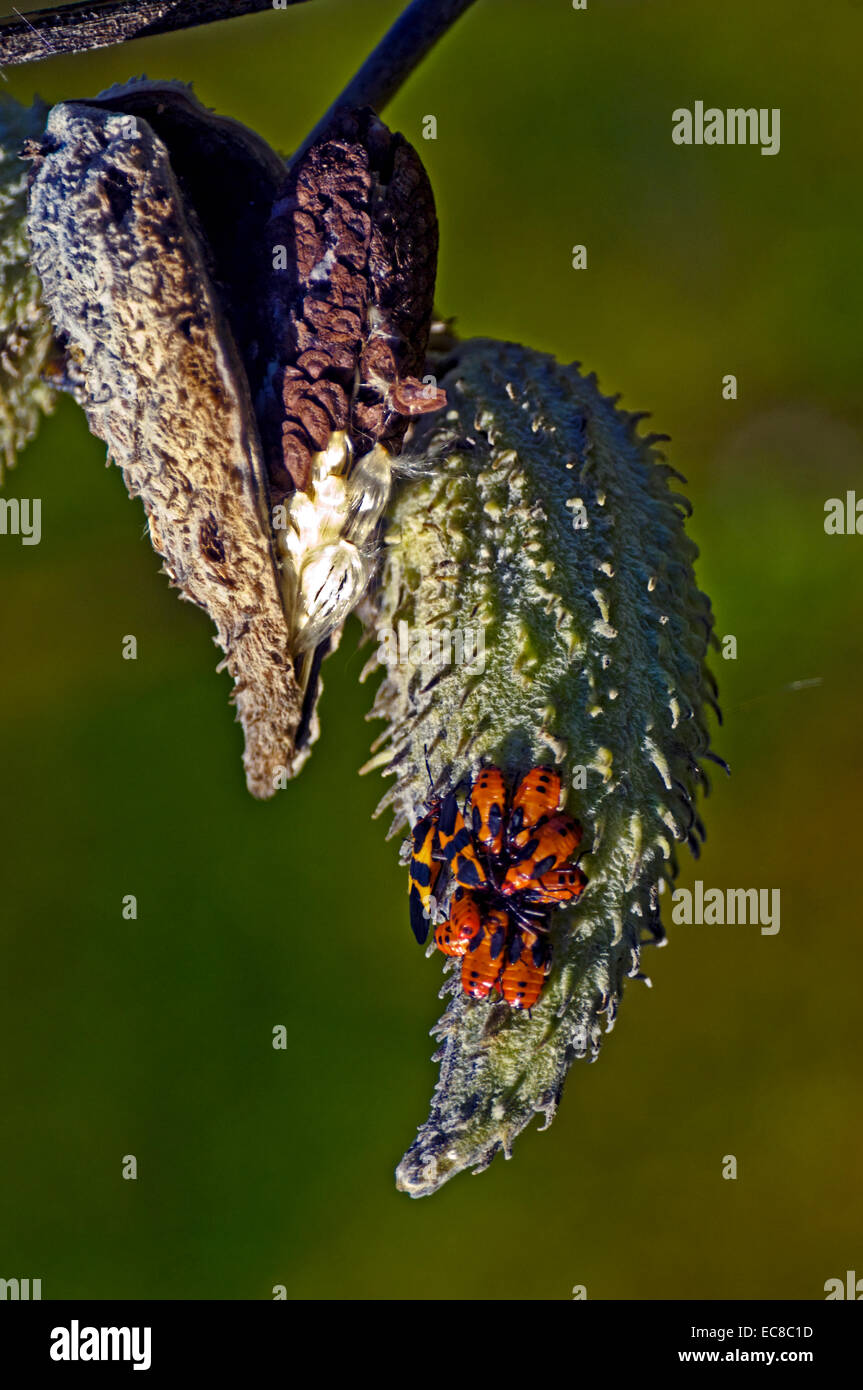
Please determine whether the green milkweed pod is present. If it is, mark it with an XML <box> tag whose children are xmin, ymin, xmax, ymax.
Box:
<box><xmin>362</xmin><ymin>337</ymin><xmax>722</xmax><ymax>1196</ymax></box>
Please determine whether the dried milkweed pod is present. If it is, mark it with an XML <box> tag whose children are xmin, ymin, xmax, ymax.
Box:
<box><xmin>362</xmin><ymin>338</ymin><xmax>721</xmax><ymax>1196</ymax></box>
<box><xmin>0</xmin><ymin>96</ymin><xmax>56</xmax><ymax>477</ymax></box>
<box><xmin>22</xmin><ymin>81</ymin><xmax>443</xmax><ymax>793</ymax></box>
<box><xmin>27</xmin><ymin>86</ymin><xmax>302</xmax><ymax>797</ymax></box>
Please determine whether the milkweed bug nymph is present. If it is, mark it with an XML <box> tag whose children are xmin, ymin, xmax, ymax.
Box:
<box><xmin>461</xmin><ymin>910</ymin><xmax>508</xmax><ymax>999</ymax></box>
<box><xmin>507</xmin><ymin>766</ymin><xmax>563</xmax><ymax>852</ymax></box>
<box><xmin>469</xmin><ymin>764</ymin><xmax>508</xmax><ymax>856</ymax></box>
<box><xmin>502</xmin><ymin>815</ymin><xmax>583</xmax><ymax>896</ymax></box>
<box><xmin>500</xmin><ymin>936</ymin><xmax>551</xmax><ymax>1011</ymax></box>
<box><xmin>410</xmin><ymin>762</ymin><xmax>587</xmax><ymax>1010</ymax></box>
<box><xmin>434</xmin><ymin>886</ymin><xmax>481</xmax><ymax>957</ymax></box>
<box><xmin>523</xmin><ymin>865</ymin><xmax>588</xmax><ymax>906</ymax></box>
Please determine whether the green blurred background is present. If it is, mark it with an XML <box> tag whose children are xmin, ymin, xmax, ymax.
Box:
<box><xmin>1</xmin><ymin>0</ymin><xmax>861</xmax><ymax>1300</ymax></box>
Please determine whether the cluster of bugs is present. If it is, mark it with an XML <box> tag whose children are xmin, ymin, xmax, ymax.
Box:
<box><xmin>408</xmin><ymin>764</ymin><xmax>588</xmax><ymax>1011</ymax></box>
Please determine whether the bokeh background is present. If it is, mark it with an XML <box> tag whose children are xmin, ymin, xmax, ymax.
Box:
<box><xmin>1</xmin><ymin>0</ymin><xmax>861</xmax><ymax>1299</ymax></box>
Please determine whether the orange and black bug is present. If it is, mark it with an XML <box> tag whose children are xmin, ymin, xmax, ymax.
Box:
<box><xmin>409</xmin><ymin>762</ymin><xmax>587</xmax><ymax>1013</ymax></box>
<box><xmin>461</xmin><ymin>909</ymin><xmax>509</xmax><ymax>999</ymax></box>
<box><xmin>469</xmin><ymin>764</ymin><xmax>508</xmax><ymax>857</ymax></box>
<box><xmin>524</xmin><ymin>865</ymin><xmax>588</xmax><ymax>906</ymax></box>
<box><xmin>437</xmin><ymin>791</ymin><xmax>488</xmax><ymax>890</ymax></box>
<box><xmin>500</xmin><ymin>936</ymin><xmax>550</xmax><ymax>1011</ymax></box>
<box><xmin>507</xmin><ymin>766</ymin><xmax>562</xmax><ymax>852</ymax></box>
<box><xmin>434</xmin><ymin>886</ymin><xmax>481</xmax><ymax>958</ymax></box>
<box><xmin>408</xmin><ymin>801</ymin><xmax>443</xmax><ymax>944</ymax></box>
<box><xmin>502</xmin><ymin>813</ymin><xmax>583</xmax><ymax>896</ymax></box>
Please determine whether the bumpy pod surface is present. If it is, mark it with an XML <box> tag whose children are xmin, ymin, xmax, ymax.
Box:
<box><xmin>0</xmin><ymin>97</ymin><xmax>55</xmax><ymax>475</ymax></box>
<box><xmin>27</xmin><ymin>92</ymin><xmax>303</xmax><ymax>798</ymax></box>
<box><xmin>363</xmin><ymin>338</ymin><xmax>720</xmax><ymax>1196</ymax></box>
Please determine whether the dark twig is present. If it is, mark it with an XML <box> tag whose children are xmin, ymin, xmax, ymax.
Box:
<box><xmin>0</xmin><ymin>0</ymin><xmax>310</xmax><ymax>67</ymax></box>
<box><xmin>293</xmin><ymin>0</ymin><xmax>480</xmax><ymax>162</ymax></box>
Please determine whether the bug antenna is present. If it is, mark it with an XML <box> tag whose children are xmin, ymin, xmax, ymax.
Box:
<box><xmin>423</xmin><ymin>743</ymin><xmax>434</xmax><ymax>793</ymax></box>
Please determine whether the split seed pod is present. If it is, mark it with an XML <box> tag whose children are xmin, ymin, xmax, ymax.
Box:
<box><xmin>24</xmin><ymin>81</ymin><xmax>443</xmax><ymax>793</ymax></box>
<box><xmin>363</xmin><ymin>338</ymin><xmax>721</xmax><ymax>1196</ymax></box>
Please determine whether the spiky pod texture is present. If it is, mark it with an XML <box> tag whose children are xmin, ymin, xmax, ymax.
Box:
<box><xmin>363</xmin><ymin>338</ymin><xmax>720</xmax><ymax>1196</ymax></box>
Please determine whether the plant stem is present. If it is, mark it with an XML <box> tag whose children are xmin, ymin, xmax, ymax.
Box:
<box><xmin>292</xmin><ymin>0</ymin><xmax>479</xmax><ymax>161</ymax></box>
<box><xmin>0</xmin><ymin>0</ymin><xmax>308</xmax><ymax>67</ymax></box>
